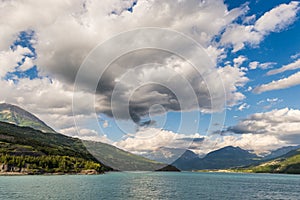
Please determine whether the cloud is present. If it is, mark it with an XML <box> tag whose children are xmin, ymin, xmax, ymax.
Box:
<box><xmin>217</xmin><ymin>65</ymin><xmax>248</xmax><ymax>106</ymax></box>
<box><xmin>1</xmin><ymin>0</ymin><xmax>298</xmax><ymax>144</ymax></box>
<box><xmin>0</xmin><ymin>0</ymin><xmax>251</xmax><ymax>127</ymax></box>
<box><xmin>243</xmin><ymin>14</ymin><xmax>256</xmax><ymax>24</ymax></box>
<box><xmin>237</xmin><ymin>103</ymin><xmax>250</xmax><ymax>111</ymax></box>
<box><xmin>249</xmin><ymin>61</ymin><xmax>258</xmax><ymax>70</ymax></box>
<box><xmin>113</xmin><ymin>108</ymin><xmax>300</xmax><ymax>156</ymax></box>
<box><xmin>18</xmin><ymin>57</ymin><xmax>34</xmax><ymax>71</ymax></box>
<box><xmin>96</xmin><ymin>55</ymin><xmax>248</xmax><ymax>123</ymax></box>
<box><xmin>233</xmin><ymin>55</ymin><xmax>247</xmax><ymax>67</ymax></box>
<box><xmin>114</xmin><ymin>126</ymin><xmax>288</xmax><ymax>156</ymax></box>
<box><xmin>254</xmin><ymin>71</ymin><xmax>300</xmax><ymax>93</ymax></box>
<box><xmin>258</xmin><ymin>62</ymin><xmax>276</xmax><ymax>70</ymax></box>
<box><xmin>291</xmin><ymin>52</ymin><xmax>300</xmax><ymax>60</ymax></box>
<box><xmin>249</xmin><ymin>61</ymin><xmax>276</xmax><ymax>70</ymax></box>
<box><xmin>221</xmin><ymin>1</ymin><xmax>300</xmax><ymax>52</ymax></box>
<box><xmin>115</xmin><ymin>127</ymin><xmax>201</xmax><ymax>153</ymax></box>
<box><xmin>0</xmin><ymin>77</ymin><xmax>97</xmax><ymax>133</ymax></box>
<box><xmin>267</xmin><ymin>59</ymin><xmax>300</xmax><ymax>75</ymax></box>
<box><xmin>226</xmin><ymin>108</ymin><xmax>300</xmax><ymax>144</ymax></box>
<box><xmin>0</xmin><ymin>46</ymin><xmax>33</xmax><ymax>77</ymax></box>
<box><xmin>221</xmin><ymin>24</ymin><xmax>261</xmax><ymax>52</ymax></box>
<box><xmin>194</xmin><ymin>134</ymin><xmax>286</xmax><ymax>155</ymax></box>
<box><xmin>266</xmin><ymin>98</ymin><xmax>279</xmax><ymax>103</ymax></box>
<box><xmin>102</xmin><ymin>120</ymin><xmax>109</xmax><ymax>128</ymax></box>
<box><xmin>255</xmin><ymin>98</ymin><xmax>282</xmax><ymax>110</ymax></box>
<box><xmin>254</xmin><ymin>1</ymin><xmax>300</xmax><ymax>34</ymax></box>
<box><xmin>246</xmin><ymin>86</ymin><xmax>252</xmax><ymax>92</ymax></box>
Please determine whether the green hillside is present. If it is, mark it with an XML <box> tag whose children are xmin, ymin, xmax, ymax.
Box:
<box><xmin>0</xmin><ymin>121</ymin><xmax>175</xmax><ymax>173</ymax></box>
<box><xmin>84</xmin><ymin>140</ymin><xmax>167</xmax><ymax>171</ymax></box>
<box><xmin>0</xmin><ymin>121</ymin><xmax>109</xmax><ymax>174</ymax></box>
<box><xmin>0</xmin><ymin>103</ymin><xmax>178</xmax><ymax>173</ymax></box>
<box><xmin>232</xmin><ymin>148</ymin><xmax>300</xmax><ymax>174</ymax></box>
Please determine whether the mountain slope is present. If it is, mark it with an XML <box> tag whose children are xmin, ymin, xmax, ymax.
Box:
<box><xmin>263</xmin><ymin>145</ymin><xmax>300</xmax><ymax>160</ymax></box>
<box><xmin>171</xmin><ymin>150</ymin><xmax>202</xmax><ymax>170</ymax></box>
<box><xmin>84</xmin><ymin>141</ymin><xmax>172</xmax><ymax>171</ymax></box>
<box><xmin>142</xmin><ymin>147</ymin><xmax>191</xmax><ymax>164</ymax></box>
<box><xmin>0</xmin><ymin>103</ymin><xmax>179</xmax><ymax>172</ymax></box>
<box><xmin>0</xmin><ymin>121</ymin><xmax>98</xmax><ymax>160</ymax></box>
<box><xmin>233</xmin><ymin>148</ymin><xmax>300</xmax><ymax>174</ymax></box>
<box><xmin>196</xmin><ymin>146</ymin><xmax>260</xmax><ymax>170</ymax></box>
<box><xmin>0</xmin><ymin>103</ymin><xmax>55</xmax><ymax>133</ymax></box>
<box><xmin>0</xmin><ymin>121</ymin><xmax>109</xmax><ymax>174</ymax></box>
<box><xmin>0</xmin><ymin>121</ymin><xmax>174</xmax><ymax>172</ymax></box>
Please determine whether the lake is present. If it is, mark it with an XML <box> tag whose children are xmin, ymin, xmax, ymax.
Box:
<box><xmin>0</xmin><ymin>172</ymin><xmax>299</xmax><ymax>200</ymax></box>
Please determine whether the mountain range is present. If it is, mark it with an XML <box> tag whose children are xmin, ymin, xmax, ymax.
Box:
<box><xmin>147</xmin><ymin>145</ymin><xmax>300</xmax><ymax>171</ymax></box>
<box><xmin>170</xmin><ymin>146</ymin><xmax>261</xmax><ymax>170</ymax></box>
<box><xmin>0</xmin><ymin>103</ymin><xmax>299</xmax><ymax>174</ymax></box>
<box><xmin>0</xmin><ymin>103</ymin><xmax>178</xmax><ymax>173</ymax></box>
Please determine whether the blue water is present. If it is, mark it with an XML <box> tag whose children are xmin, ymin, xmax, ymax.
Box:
<box><xmin>0</xmin><ymin>172</ymin><xmax>299</xmax><ymax>200</ymax></box>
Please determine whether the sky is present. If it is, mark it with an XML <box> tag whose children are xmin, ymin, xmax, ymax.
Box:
<box><xmin>1</xmin><ymin>0</ymin><xmax>300</xmax><ymax>156</ymax></box>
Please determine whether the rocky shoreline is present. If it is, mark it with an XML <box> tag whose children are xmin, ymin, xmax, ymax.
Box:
<box><xmin>0</xmin><ymin>163</ymin><xmax>102</xmax><ymax>176</ymax></box>
<box><xmin>0</xmin><ymin>170</ymin><xmax>102</xmax><ymax>176</ymax></box>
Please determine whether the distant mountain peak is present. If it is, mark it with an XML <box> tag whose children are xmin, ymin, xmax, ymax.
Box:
<box><xmin>218</xmin><ymin>146</ymin><xmax>242</xmax><ymax>151</ymax></box>
<box><xmin>0</xmin><ymin>103</ymin><xmax>55</xmax><ymax>133</ymax></box>
<box><xmin>169</xmin><ymin>145</ymin><xmax>260</xmax><ymax>170</ymax></box>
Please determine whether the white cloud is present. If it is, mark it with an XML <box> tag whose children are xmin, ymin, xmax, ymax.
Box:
<box><xmin>255</xmin><ymin>1</ymin><xmax>300</xmax><ymax>34</ymax></box>
<box><xmin>0</xmin><ymin>77</ymin><xmax>97</xmax><ymax>134</ymax></box>
<box><xmin>237</xmin><ymin>103</ymin><xmax>250</xmax><ymax>111</ymax></box>
<box><xmin>187</xmin><ymin>108</ymin><xmax>300</xmax><ymax>155</ymax></box>
<box><xmin>243</xmin><ymin>14</ymin><xmax>256</xmax><ymax>24</ymax></box>
<box><xmin>249</xmin><ymin>61</ymin><xmax>259</xmax><ymax>70</ymax></box>
<box><xmin>1</xmin><ymin>0</ymin><xmax>298</xmax><ymax>149</ymax></box>
<box><xmin>102</xmin><ymin>120</ymin><xmax>109</xmax><ymax>128</ymax></box>
<box><xmin>255</xmin><ymin>98</ymin><xmax>282</xmax><ymax>110</ymax></box>
<box><xmin>267</xmin><ymin>59</ymin><xmax>300</xmax><ymax>75</ymax></box>
<box><xmin>111</xmin><ymin>108</ymin><xmax>300</xmax><ymax>156</ymax></box>
<box><xmin>0</xmin><ymin>46</ymin><xmax>32</xmax><ymax>77</ymax></box>
<box><xmin>227</xmin><ymin>108</ymin><xmax>300</xmax><ymax>145</ymax></box>
<box><xmin>194</xmin><ymin>134</ymin><xmax>286</xmax><ymax>155</ymax></box>
<box><xmin>259</xmin><ymin>62</ymin><xmax>276</xmax><ymax>70</ymax></box>
<box><xmin>0</xmin><ymin>0</ymin><xmax>251</xmax><ymax>127</ymax></box>
<box><xmin>266</xmin><ymin>98</ymin><xmax>278</xmax><ymax>103</ymax></box>
<box><xmin>114</xmin><ymin>126</ymin><xmax>288</xmax><ymax>156</ymax></box>
<box><xmin>115</xmin><ymin>127</ymin><xmax>200</xmax><ymax>153</ymax></box>
<box><xmin>249</xmin><ymin>61</ymin><xmax>276</xmax><ymax>70</ymax></box>
<box><xmin>221</xmin><ymin>24</ymin><xmax>261</xmax><ymax>52</ymax></box>
<box><xmin>254</xmin><ymin>71</ymin><xmax>300</xmax><ymax>93</ymax></box>
<box><xmin>18</xmin><ymin>57</ymin><xmax>34</xmax><ymax>71</ymax></box>
<box><xmin>246</xmin><ymin>86</ymin><xmax>252</xmax><ymax>92</ymax></box>
<box><xmin>221</xmin><ymin>1</ymin><xmax>300</xmax><ymax>52</ymax></box>
<box><xmin>263</xmin><ymin>98</ymin><xmax>282</xmax><ymax>109</ymax></box>
<box><xmin>217</xmin><ymin>65</ymin><xmax>249</xmax><ymax>106</ymax></box>
<box><xmin>291</xmin><ymin>52</ymin><xmax>300</xmax><ymax>60</ymax></box>
<box><xmin>233</xmin><ymin>55</ymin><xmax>247</xmax><ymax>67</ymax></box>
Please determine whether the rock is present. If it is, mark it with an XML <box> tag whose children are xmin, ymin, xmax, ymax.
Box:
<box><xmin>155</xmin><ymin>165</ymin><xmax>181</xmax><ymax>172</ymax></box>
<box><xmin>80</xmin><ymin>169</ymin><xmax>99</xmax><ymax>175</ymax></box>
<box><xmin>0</xmin><ymin>164</ymin><xmax>9</xmax><ymax>172</ymax></box>
<box><xmin>12</xmin><ymin>166</ymin><xmax>21</xmax><ymax>172</ymax></box>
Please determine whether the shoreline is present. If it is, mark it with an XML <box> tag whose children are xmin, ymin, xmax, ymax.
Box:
<box><xmin>0</xmin><ymin>172</ymin><xmax>104</xmax><ymax>176</ymax></box>
<box><xmin>0</xmin><ymin>170</ymin><xmax>104</xmax><ymax>176</ymax></box>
